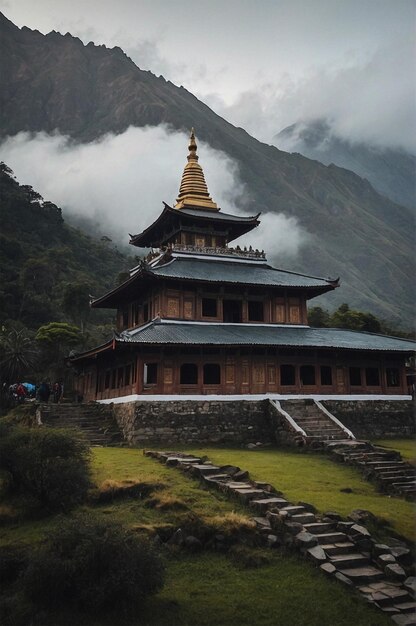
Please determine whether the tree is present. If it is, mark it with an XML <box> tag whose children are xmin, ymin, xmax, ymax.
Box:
<box><xmin>0</xmin><ymin>424</ymin><xmax>91</xmax><ymax>512</ymax></box>
<box><xmin>35</xmin><ymin>322</ymin><xmax>83</xmax><ymax>380</ymax></box>
<box><xmin>308</xmin><ymin>306</ymin><xmax>330</xmax><ymax>327</ymax></box>
<box><xmin>330</xmin><ymin>304</ymin><xmax>382</xmax><ymax>333</ymax></box>
<box><xmin>62</xmin><ymin>282</ymin><xmax>91</xmax><ymax>332</ymax></box>
<box><xmin>0</xmin><ymin>328</ymin><xmax>38</xmax><ymax>383</ymax></box>
<box><xmin>22</xmin><ymin>515</ymin><xmax>164</xmax><ymax>615</ymax></box>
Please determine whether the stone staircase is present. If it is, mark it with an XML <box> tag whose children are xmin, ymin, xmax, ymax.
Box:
<box><xmin>146</xmin><ymin>450</ymin><xmax>416</xmax><ymax>624</ymax></box>
<box><xmin>278</xmin><ymin>399</ymin><xmax>353</xmax><ymax>444</ymax></box>
<box><xmin>325</xmin><ymin>440</ymin><xmax>416</xmax><ymax>500</ymax></box>
<box><xmin>38</xmin><ymin>403</ymin><xmax>124</xmax><ymax>446</ymax></box>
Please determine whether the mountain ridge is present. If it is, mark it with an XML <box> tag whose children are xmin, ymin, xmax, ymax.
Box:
<box><xmin>0</xmin><ymin>12</ymin><xmax>414</xmax><ymax>327</ymax></box>
<box><xmin>273</xmin><ymin>119</ymin><xmax>416</xmax><ymax>211</ymax></box>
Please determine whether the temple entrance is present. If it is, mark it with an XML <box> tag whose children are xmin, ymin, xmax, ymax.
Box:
<box><xmin>223</xmin><ymin>299</ymin><xmax>242</xmax><ymax>323</ymax></box>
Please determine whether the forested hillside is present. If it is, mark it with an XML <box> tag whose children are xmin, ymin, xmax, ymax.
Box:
<box><xmin>0</xmin><ymin>162</ymin><xmax>132</xmax><ymax>331</ymax></box>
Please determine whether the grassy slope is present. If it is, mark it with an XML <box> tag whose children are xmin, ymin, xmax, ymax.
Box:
<box><xmin>185</xmin><ymin>447</ymin><xmax>414</xmax><ymax>542</ymax></box>
<box><xmin>0</xmin><ymin>446</ymin><xmax>404</xmax><ymax>626</ymax></box>
<box><xmin>373</xmin><ymin>439</ymin><xmax>416</xmax><ymax>466</ymax></box>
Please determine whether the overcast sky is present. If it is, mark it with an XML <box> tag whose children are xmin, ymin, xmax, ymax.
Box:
<box><xmin>2</xmin><ymin>0</ymin><xmax>415</xmax><ymax>150</ymax></box>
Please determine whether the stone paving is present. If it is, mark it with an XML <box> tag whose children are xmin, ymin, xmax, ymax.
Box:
<box><xmin>145</xmin><ymin>450</ymin><xmax>416</xmax><ymax>625</ymax></box>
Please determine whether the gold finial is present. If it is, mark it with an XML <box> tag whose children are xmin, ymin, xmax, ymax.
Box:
<box><xmin>188</xmin><ymin>127</ymin><xmax>197</xmax><ymax>161</ymax></box>
<box><xmin>175</xmin><ymin>128</ymin><xmax>218</xmax><ymax>210</ymax></box>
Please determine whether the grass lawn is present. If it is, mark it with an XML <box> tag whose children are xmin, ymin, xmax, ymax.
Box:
<box><xmin>374</xmin><ymin>438</ymin><xmax>416</xmax><ymax>466</ymax></box>
<box><xmin>150</xmin><ymin>445</ymin><xmax>415</xmax><ymax>542</ymax></box>
<box><xmin>0</xmin><ymin>445</ymin><xmax>406</xmax><ymax>626</ymax></box>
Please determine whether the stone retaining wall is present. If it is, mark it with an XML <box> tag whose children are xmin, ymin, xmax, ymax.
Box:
<box><xmin>112</xmin><ymin>400</ymin><xmax>274</xmax><ymax>445</ymax></box>
<box><xmin>322</xmin><ymin>400</ymin><xmax>415</xmax><ymax>439</ymax></box>
<box><xmin>111</xmin><ymin>399</ymin><xmax>415</xmax><ymax>446</ymax></box>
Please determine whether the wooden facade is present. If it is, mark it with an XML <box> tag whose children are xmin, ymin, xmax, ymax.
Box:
<box><xmin>77</xmin><ymin>347</ymin><xmax>408</xmax><ymax>401</ymax></box>
<box><xmin>71</xmin><ymin>130</ymin><xmax>414</xmax><ymax>401</ymax></box>
<box><xmin>116</xmin><ymin>284</ymin><xmax>308</xmax><ymax>331</ymax></box>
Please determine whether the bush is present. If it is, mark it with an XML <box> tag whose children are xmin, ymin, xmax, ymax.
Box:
<box><xmin>0</xmin><ymin>422</ymin><xmax>91</xmax><ymax>512</ymax></box>
<box><xmin>22</xmin><ymin>515</ymin><xmax>164</xmax><ymax>615</ymax></box>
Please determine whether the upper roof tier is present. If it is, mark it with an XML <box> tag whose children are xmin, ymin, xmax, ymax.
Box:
<box><xmin>129</xmin><ymin>203</ymin><xmax>260</xmax><ymax>248</ymax></box>
<box><xmin>129</xmin><ymin>129</ymin><xmax>260</xmax><ymax>248</ymax></box>
<box><xmin>175</xmin><ymin>128</ymin><xmax>218</xmax><ymax>210</ymax></box>
<box><xmin>91</xmin><ymin>252</ymin><xmax>339</xmax><ymax>308</ymax></box>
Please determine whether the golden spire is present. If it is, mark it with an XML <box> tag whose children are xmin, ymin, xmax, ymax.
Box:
<box><xmin>174</xmin><ymin>128</ymin><xmax>218</xmax><ymax>210</ymax></box>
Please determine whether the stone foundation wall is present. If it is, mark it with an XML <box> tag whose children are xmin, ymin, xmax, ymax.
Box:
<box><xmin>112</xmin><ymin>400</ymin><xmax>274</xmax><ymax>446</ymax></box>
<box><xmin>323</xmin><ymin>400</ymin><xmax>415</xmax><ymax>439</ymax></box>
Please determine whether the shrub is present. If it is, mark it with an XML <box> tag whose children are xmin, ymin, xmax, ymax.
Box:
<box><xmin>0</xmin><ymin>423</ymin><xmax>91</xmax><ymax>512</ymax></box>
<box><xmin>22</xmin><ymin>515</ymin><xmax>164</xmax><ymax>615</ymax></box>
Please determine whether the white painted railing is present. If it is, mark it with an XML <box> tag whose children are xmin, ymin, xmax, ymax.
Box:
<box><xmin>314</xmin><ymin>400</ymin><xmax>355</xmax><ymax>439</ymax></box>
<box><xmin>269</xmin><ymin>399</ymin><xmax>307</xmax><ymax>437</ymax></box>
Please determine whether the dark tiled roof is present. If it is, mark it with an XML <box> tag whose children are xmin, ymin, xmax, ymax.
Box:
<box><xmin>179</xmin><ymin>208</ymin><xmax>259</xmax><ymax>222</ymax></box>
<box><xmin>119</xmin><ymin>321</ymin><xmax>416</xmax><ymax>353</ymax></box>
<box><xmin>150</xmin><ymin>257</ymin><xmax>335</xmax><ymax>289</ymax></box>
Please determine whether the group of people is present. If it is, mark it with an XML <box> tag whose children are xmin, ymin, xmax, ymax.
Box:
<box><xmin>6</xmin><ymin>380</ymin><xmax>64</xmax><ymax>404</ymax></box>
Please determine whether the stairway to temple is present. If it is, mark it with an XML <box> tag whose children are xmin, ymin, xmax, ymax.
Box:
<box><xmin>324</xmin><ymin>440</ymin><xmax>416</xmax><ymax>500</ymax></box>
<box><xmin>38</xmin><ymin>403</ymin><xmax>124</xmax><ymax>446</ymax></box>
<box><xmin>146</xmin><ymin>450</ymin><xmax>416</xmax><ymax>622</ymax></box>
<box><xmin>279</xmin><ymin>399</ymin><xmax>353</xmax><ymax>443</ymax></box>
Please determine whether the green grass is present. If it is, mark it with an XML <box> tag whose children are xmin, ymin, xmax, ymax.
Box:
<box><xmin>0</xmin><ymin>445</ymin><xmax>408</xmax><ymax>626</ymax></box>
<box><xmin>141</xmin><ymin>552</ymin><xmax>389</xmax><ymax>626</ymax></box>
<box><xmin>165</xmin><ymin>445</ymin><xmax>415</xmax><ymax>542</ymax></box>
<box><xmin>374</xmin><ymin>438</ymin><xmax>416</xmax><ymax>466</ymax></box>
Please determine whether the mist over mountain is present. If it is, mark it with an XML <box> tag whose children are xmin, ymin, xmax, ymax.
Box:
<box><xmin>0</xmin><ymin>12</ymin><xmax>414</xmax><ymax>328</ymax></box>
<box><xmin>273</xmin><ymin>119</ymin><xmax>416</xmax><ymax>212</ymax></box>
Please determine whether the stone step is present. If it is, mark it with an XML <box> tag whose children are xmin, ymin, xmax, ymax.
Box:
<box><xmin>330</xmin><ymin>553</ymin><xmax>370</xmax><ymax>569</ymax></box>
<box><xmin>189</xmin><ymin>464</ymin><xmax>222</xmax><ymax>476</ymax></box>
<box><xmin>231</xmin><ymin>488</ymin><xmax>268</xmax><ymax>503</ymax></box>
<box><xmin>378</xmin><ymin>474</ymin><xmax>415</xmax><ymax>484</ymax></box>
<box><xmin>303</xmin><ymin>522</ymin><xmax>335</xmax><ymax>534</ymax></box>
<box><xmin>290</xmin><ymin>512</ymin><xmax>316</xmax><ymax>524</ymax></box>
<box><xmin>376</xmin><ymin>470</ymin><xmax>415</xmax><ymax>479</ymax></box>
<box><xmin>367</xmin><ymin>461</ymin><xmax>408</xmax><ymax>467</ymax></box>
<box><xmin>393</xmin><ymin>601</ymin><xmax>416</xmax><ymax>614</ymax></box>
<box><xmin>321</xmin><ymin>542</ymin><xmax>357</xmax><ymax>556</ymax></box>
<box><xmin>280</xmin><ymin>505</ymin><xmax>307</xmax><ymax>516</ymax></box>
<box><xmin>340</xmin><ymin>566</ymin><xmax>384</xmax><ymax>584</ymax></box>
<box><xmin>315</xmin><ymin>532</ymin><xmax>349</xmax><ymax>545</ymax></box>
<box><xmin>249</xmin><ymin>497</ymin><xmax>290</xmax><ymax>513</ymax></box>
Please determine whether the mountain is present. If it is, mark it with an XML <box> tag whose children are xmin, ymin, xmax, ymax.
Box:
<box><xmin>0</xmin><ymin>162</ymin><xmax>132</xmax><ymax>331</ymax></box>
<box><xmin>0</xmin><ymin>12</ymin><xmax>414</xmax><ymax>328</ymax></box>
<box><xmin>273</xmin><ymin>119</ymin><xmax>416</xmax><ymax>211</ymax></box>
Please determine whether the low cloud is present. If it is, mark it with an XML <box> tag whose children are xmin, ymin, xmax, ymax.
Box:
<box><xmin>208</xmin><ymin>39</ymin><xmax>416</xmax><ymax>153</ymax></box>
<box><xmin>0</xmin><ymin>125</ymin><xmax>306</xmax><ymax>258</ymax></box>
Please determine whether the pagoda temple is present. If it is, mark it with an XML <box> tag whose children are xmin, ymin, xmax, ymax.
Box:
<box><xmin>71</xmin><ymin>130</ymin><xmax>414</xmax><ymax>401</ymax></box>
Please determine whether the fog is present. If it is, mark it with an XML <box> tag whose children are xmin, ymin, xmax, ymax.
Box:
<box><xmin>0</xmin><ymin>125</ymin><xmax>307</xmax><ymax>259</ymax></box>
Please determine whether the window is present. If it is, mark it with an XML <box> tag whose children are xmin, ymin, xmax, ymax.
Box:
<box><xmin>386</xmin><ymin>367</ymin><xmax>400</xmax><ymax>387</ymax></box>
<box><xmin>365</xmin><ymin>367</ymin><xmax>380</xmax><ymax>386</ymax></box>
<box><xmin>125</xmin><ymin>364</ymin><xmax>131</xmax><ymax>386</ymax></box>
<box><xmin>248</xmin><ymin>300</ymin><xmax>264</xmax><ymax>322</ymax></box>
<box><xmin>281</xmin><ymin>364</ymin><xmax>295</xmax><ymax>385</ymax></box>
<box><xmin>202</xmin><ymin>298</ymin><xmax>217</xmax><ymax>317</ymax></box>
<box><xmin>144</xmin><ymin>363</ymin><xmax>158</xmax><ymax>385</ymax></box>
<box><xmin>300</xmin><ymin>365</ymin><xmax>315</xmax><ymax>386</ymax></box>
<box><xmin>349</xmin><ymin>367</ymin><xmax>362</xmax><ymax>386</ymax></box>
<box><xmin>223</xmin><ymin>300</ymin><xmax>242</xmax><ymax>323</ymax></box>
<box><xmin>143</xmin><ymin>302</ymin><xmax>149</xmax><ymax>322</ymax></box>
<box><xmin>180</xmin><ymin>363</ymin><xmax>198</xmax><ymax>384</ymax></box>
<box><xmin>104</xmin><ymin>371</ymin><xmax>110</xmax><ymax>390</ymax></box>
<box><xmin>320</xmin><ymin>366</ymin><xmax>333</xmax><ymax>386</ymax></box>
<box><xmin>203</xmin><ymin>363</ymin><xmax>220</xmax><ymax>385</ymax></box>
